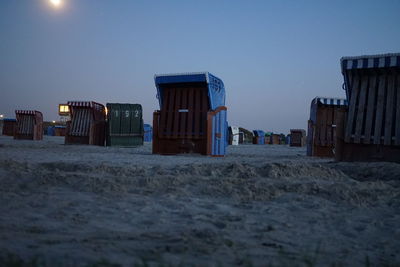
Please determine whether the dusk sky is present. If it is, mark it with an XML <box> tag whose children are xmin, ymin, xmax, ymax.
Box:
<box><xmin>0</xmin><ymin>0</ymin><xmax>399</xmax><ymax>133</ymax></box>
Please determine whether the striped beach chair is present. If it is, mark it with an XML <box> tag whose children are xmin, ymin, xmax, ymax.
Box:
<box><xmin>336</xmin><ymin>53</ymin><xmax>400</xmax><ymax>162</ymax></box>
<box><xmin>65</xmin><ymin>101</ymin><xmax>106</xmax><ymax>146</ymax></box>
<box><xmin>14</xmin><ymin>110</ymin><xmax>43</xmax><ymax>140</ymax></box>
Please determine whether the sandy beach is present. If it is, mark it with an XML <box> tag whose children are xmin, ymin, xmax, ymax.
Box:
<box><xmin>0</xmin><ymin>136</ymin><xmax>399</xmax><ymax>266</ymax></box>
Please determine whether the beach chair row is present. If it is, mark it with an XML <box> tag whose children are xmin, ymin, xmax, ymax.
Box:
<box><xmin>308</xmin><ymin>53</ymin><xmax>400</xmax><ymax>162</ymax></box>
<box><xmin>5</xmin><ymin>72</ymin><xmax>228</xmax><ymax>157</ymax></box>
<box><xmin>3</xmin><ymin>52</ymin><xmax>399</xmax><ymax>161</ymax></box>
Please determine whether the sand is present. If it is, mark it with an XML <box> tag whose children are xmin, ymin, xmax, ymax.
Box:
<box><xmin>0</xmin><ymin>135</ymin><xmax>399</xmax><ymax>266</ymax></box>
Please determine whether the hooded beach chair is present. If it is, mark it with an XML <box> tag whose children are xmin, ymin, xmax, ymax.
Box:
<box><xmin>252</xmin><ymin>130</ymin><xmax>265</xmax><ymax>144</ymax></box>
<box><xmin>106</xmin><ymin>103</ymin><xmax>143</xmax><ymax>147</ymax></box>
<box><xmin>14</xmin><ymin>110</ymin><xmax>43</xmax><ymax>140</ymax></box>
<box><xmin>228</xmin><ymin>126</ymin><xmax>240</xmax><ymax>145</ymax></box>
<box><xmin>336</xmin><ymin>53</ymin><xmax>400</xmax><ymax>162</ymax></box>
<box><xmin>290</xmin><ymin>129</ymin><xmax>306</xmax><ymax>147</ymax></box>
<box><xmin>307</xmin><ymin>97</ymin><xmax>347</xmax><ymax>157</ymax></box>
<box><xmin>152</xmin><ymin>72</ymin><xmax>228</xmax><ymax>156</ymax></box>
<box><xmin>65</xmin><ymin>101</ymin><xmax>106</xmax><ymax>146</ymax></box>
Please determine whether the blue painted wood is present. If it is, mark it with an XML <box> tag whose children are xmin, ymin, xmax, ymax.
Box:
<box><xmin>253</xmin><ymin>130</ymin><xmax>265</xmax><ymax>144</ymax></box>
<box><xmin>211</xmin><ymin>110</ymin><xmax>227</xmax><ymax>156</ymax></box>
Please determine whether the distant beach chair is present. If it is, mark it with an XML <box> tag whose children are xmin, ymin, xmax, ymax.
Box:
<box><xmin>279</xmin><ymin>134</ymin><xmax>287</xmax><ymax>144</ymax></box>
<box><xmin>238</xmin><ymin>127</ymin><xmax>253</xmax><ymax>144</ymax></box>
<box><xmin>264</xmin><ymin>132</ymin><xmax>272</xmax><ymax>144</ymax></box>
<box><xmin>228</xmin><ymin>126</ymin><xmax>240</xmax><ymax>146</ymax></box>
<box><xmin>239</xmin><ymin>132</ymin><xmax>244</xmax><ymax>144</ymax></box>
<box><xmin>335</xmin><ymin>53</ymin><xmax>400</xmax><ymax>162</ymax></box>
<box><xmin>14</xmin><ymin>110</ymin><xmax>43</xmax><ymax>140</ymax></box>
<box><xmin>307</xmin><ymin>97</ymin><xmax>347</xmax><ymax>157</ymax></box>
<box><xmin>271</xmin><ymin>134</ymin><xmax>280</xmax><ymax>145</ymax></box>
<box><xmin>54</xmin><ymin>126</ymin><xmax>66</xmax><ymax>136</ymax></box>
<box><xmin>144</xmin><ymin>124</ymin><xmax>153</xmax><ymax>142</ymax></box>
<box><xmin>47</xmin><ymin>126</ymin><xmax>55</xmax><ymax>136</ymax></box>
<box><xmin>252</xmin><ymin>130</ymin><xmax>265</xmax><ymax>145</ymax></box>
<box><xmin>2</xmin><ymin>118</ymin><xmax>16</xmax><ymax>136</ymax></box>
<box><xmin>152</xmin><ymin>72</ymin><xmax>228</xmax><ymax>156</ymax></box>
<box><xmin>106</xmin><ymin>103</ymin><xmax>143</xmax><ymax>147</ymax></box>
<box><xmin>290</xmin><ymin>129</ymin><xmax>306</xmax><ymax>147</ymax></box>
<box><xmin>65</xmin><ymin>101</ymin><xmax>106</xmax><ymax>146</ymax></box>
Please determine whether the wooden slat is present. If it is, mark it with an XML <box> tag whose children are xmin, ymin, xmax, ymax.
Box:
<box><xmin>166</xmin><ymin>88</ymin><xmax>175</xmax><ymax>139</ymax></box>
<box><xmin>159</xmin><ymin>89</ymin><xmax>169</xmax><ymax>138</ymax></box>
<box><xmin>71</xmin><ymin>110</ymin><xmax>77</xmax><ymax>135</ymax></box>
<box><xmin>70</xmin><ymin>109</ymin><xmax>75</xmax><ymax>135</ymax></box>
<box><xmin>345</xmin><ymin>72</ymin><xmax>361</xmax><ymax>142</ymax></box>
<box><xmin>25</xmin><ymin>116</ymin><xmax>29</xmax><ymax>134</ymax></box>
<box><xmin>315</xmin><ymin>110</ymin><xmax>320</xmax><ymax>146</ymax></box>
<box><xmin>82</xmin><ymin>109</ymin><xmax>88</xmax><ymax>136</ymax></box>
<box><xmin>315</xmin><ymin>118</ymin><xmax>321</xmax><ymax>146</ymax></box>
<box><xmin>72</xmin><ymin>110</ymin><xmax>78</xmax><ymax>135</ymax></box>
<box><xmin>187</xmin><ymin>88</ymin><xmax>194</xmax><ymax>139</ymax></box>
<box><xmin>364</xmin><ymin>71</ymin><xmax>378</xmax><ymax>144</ymax></box>
<box><xmin>326</xmin><ymin>106</ymin><xmax>333</xmax><ymax>145</ymax></box>
<box><xmin>320</xmin><ymin>107</ymin><xmax>327</xmax><ymax>146</ymax></box>
<box><xmin>24</xmin><ymin>116</ymin><xmax>28</xmax><ymax>134</ymax></box>
<box><xmin>29</xmin><ymin>116</ymin><xmax>34</xmax><ymax>134</ymax></box>
<box><xmin>347</xmin><ymin>70</ymin><xmax>355</xmax><ymax>97</ymax></box>
<box><xmin>332</xmin><ymin>107</ymin><xmax>342</xmax><ymax>144</ymax></box>
<box><xmin>354</xmin><ymin>74</ymin><xmax>369</xmax><ymax>143</ymax></box>
<box><xmin>20</xmin><ymin>116</ymin><xmax>24</xmax><ymax>134</ymax></box>
<box><xmin>78</xmin><ymin>109</ymin><xmax>84</xmax><ymax>136</ymax></box>
<box><xmin>194</xmin><ymin>89</ymin><xmax>201</xmax><ymax>139</ymax></box>
<box><xmin>172</xmin><ymin>89</ymin><xmax>182</xmax><ymax>138</ymax></box>
<box><xmin>374</xmin><ymin>73</ymin><xmax>387</xmax><ymax>145</ymax></box>
<box><xmin>396</xmin><ymin>71</ymin><xmax>400</xmax><ymax>146</ymax></box>
<box><xmin>81</xmin><ymin>109</ymin><xmax>87</xmax><ymax>136</ymax></box>
<box><xmin>76</xmin><ymin>109</ymin><xmax>83</xmax><ymax>135</ymax></box>
<box><xmin>19</xmin><ymin>116</ymin><xmax>23</xmax><ymax>134</ymax></box>
<box><xmin>87</xmin><ymin>109</ymin><xmax>94</xmax><ymax>136</ymax></box>
<box><xmin>180</xmin><ymin>89</ymin><xmax>188</xmax><ymax>138</ymax></box>
<box><xmin>17</xmin><ymin>116</ymin><xmax>22</xmax><ymax>134</ymax></box>
<box><xmin>201</xmin><ymin>88</ymin><xmax>208</xmax><ymax>136</ymax></box>
<box><xmin>384</xmin><ymin>73</ymin><xmax>395</xmax><ymax>145</ymax></box>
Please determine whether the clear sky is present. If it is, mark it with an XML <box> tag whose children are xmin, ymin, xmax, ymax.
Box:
<box><xmin>0</xmin><ymin>0</ymin><xmax>399</xmax><ymax>133</ymax></box>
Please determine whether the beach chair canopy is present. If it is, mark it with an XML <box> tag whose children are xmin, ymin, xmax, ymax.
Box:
<box><xmin>155</xmin><ymin>72</ymin><xmax>225</xmax><ymax>110</ymax></box>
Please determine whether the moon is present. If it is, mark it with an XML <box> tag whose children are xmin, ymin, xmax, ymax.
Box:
<box><xmin>50</xmin><ymin>0</ymin><xmax>62</xmax><ymax>7</ymax></box>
